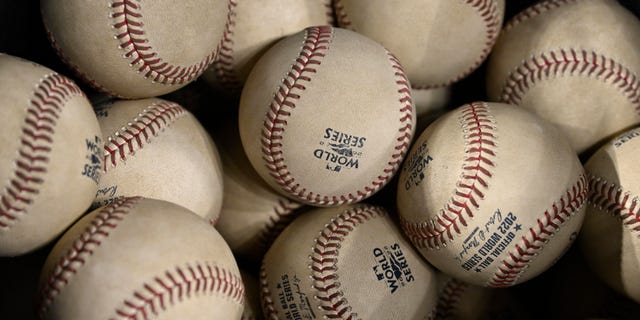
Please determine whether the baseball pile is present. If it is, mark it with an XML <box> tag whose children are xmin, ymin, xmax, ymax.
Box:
<box><xmin>2</xmin><ymin>0</ymin><xmax>640</xmax><ymax>319</ymax></box>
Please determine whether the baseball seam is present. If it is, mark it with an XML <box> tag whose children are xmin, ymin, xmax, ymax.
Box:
<box><xmin>310</xmin><ymin>205</ymin><xmax>384</xmax><ymax>319</ymax></box>
<box><xmin>435</xmin><ymin>278</ymin><xmax>468</xmax><ymax>320</ymax></box>
<box><xmin>256</xmin><ymin>198</ymin><xmax>303</xmax><ymax>252</ymax></box>
<box><xmin>210</xmin><ymin>0</ymin><xmax>241</xmax><ymax>90</ymax></box>
<box><xmin>259</xmin><ymin>205</ymin><xmax>384</xmax><ymax>319</ymax></box>
<box><xmin>588</xmin><ymin>174</ymin><xmax>640</xmax><ymax>233</ymax></box>
<box><xmin>261</xmin><ymin>25</ymin><xmax>413</xmax><ymax>206</ymax></box>
<box><xmin>0</xmin><ymin>73</ymin><xmax>84</xmax><ymax>230</ymax></box>
<box><xmin>103</xmin><ymin>101</ymin><xmax>186</xmax><ymax>172</ymax></box>
<box><xmin>38</xmin><ymin>197</ymin><xmax>142</xmax><ymax>317</ymax></box>
<box><xmin>488</xmin><ymin>173</ymin><xmax>587</xmax><ymax>287</ymax></box>
<box><xmin>260</xmin><ymin>26</ymin><xmax>333</xmax><ymax>205</ymax></box>
<box><xmin>42</xmin><ymin>25</ymin><xmax>117</xmax><ymax>97</ymax></box>
<box><xmin>259</xmin><ymin>265</ymin><xmax>278</xmax><ymax>320</ymax></box>
<box><xmin>110</xmin><ymin>0</ymin><xmax>218</xmax><ymax>85</ymax></box>
<box><xmin>503</xmin><ymin>0</ymin><xmax>577</xmax><ymax>32</ymax></box>
<box><xmin>332</xmin><ymin>0</ymin><xmax>351</xmax><ymax>28</ymax></box>
<box><xmin>334</xmin><ymin>0</ymin><xmax>502</xmax><ymax>89</ymax></box>
<box><xmin>500</xmin><ymin>49</ymin><xmax>640</xmax><ymax>114</ymax></box>
<box><xmin>400</xmin><ymin>102</ymin><xmax>497</xmax><ymax>250</ymax></box>
<box><xmin>322</xmin><ymin>0</ymin><xmax>336</xmax><ymax>25</ymax></box>
<box><xmin>113</xmin><ymin>262</ymin><xmax>244</xmax><ymax>319</ymax></box>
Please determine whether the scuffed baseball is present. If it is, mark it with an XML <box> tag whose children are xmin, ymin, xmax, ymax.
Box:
<box><xmin>435</xmin><ymin>276</ymin><xmax>494</xmax><ymax>320</ymax></box>
<box><xmin>397</xmin><ymin>102</ymin><xmax>586</xmax><ymax>287</ymax></box>
<box><xmin>334</xmin><ymin>0</ymin><xmax>505</xmax><ymax>89</ymax></box>
<box><xmin>0</xmin><ymin>54</ymin><xmax>102</xmax><ymax>257</ymax></box>
<box><xmin>41</xmin><ymin>0</ymin><xmax>230</xmax><ymax>98</ymax></box>
<box><xmin>202</xmin><ymin>0</ymin><xmax>333</xmax><ymax>92</ymax></box>
<box><xmin>486</xmin><ymin>0</ymin><xmax>640</xmax><ymax>153</ymax></box>
<box><xmin>94</xmin><ymin>98</ymin><xmax>224</xmax><ymax>223</ymax></box>
<box><xmin>212</xmin><ymin>119</ymin><xmax>305</xmax><ymax>264</ymax></box>
<box><xmin>239</xmin><ymin>26</ymin><xmax>415</xmax><ymax>207</ymax></box>
<box><xmin>37</xmin><ymin>197</ymin><xmax>244</xmax><ymax>319</ymax></box>
<box><xmin>580</xmin><ymin>126</ymin><xmax>640</xmax><ymax>304</ymax></box>
<box><xmin>260</xmin><ymin>204</ymin><xmax>438</xmax><ymax>320</ymax></box>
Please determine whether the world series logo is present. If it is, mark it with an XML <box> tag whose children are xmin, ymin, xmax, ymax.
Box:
<box><xmin>402</xmin><ymin>141</ymin><xmax>433</xmax><ymax>191</ymax></box>
<box><xmin>371</xmin><ymin>243</ymin><xmax>415</xmax><ymax>294</ymax></box>
<box><xmin>81</xmin><ymin>135</ymin><xmax>102</xmax><ymax>184</ymax></box>
<box><xmin>313</xmin><ymin>128</ymin><xmax>367</xmax><ymax>173</ymax></box>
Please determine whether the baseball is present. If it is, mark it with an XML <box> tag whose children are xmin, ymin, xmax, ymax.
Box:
<box><xmin>239</xmin><ymin>26</ymin><xmax>415</xmax><ymax>207</ymax></box>
<box><xmin>93</xmin><ymin>98</ymin><xmax>224</xmax><ymax>223</ymax></box>
<box><xmin>434</xmin><ymin>276</ymin><xmax>495</xmax><ymax>320</ymax></box>
<box><xmin>486</xmin><ymin>0</ymin><xmax>640</xmax><ymax>153</ymax></box>
<box><xmin>40</xmin><ymin>0</ymin><xmax>231</xmax><ymax>98</ymax></box>
<box><xmin>260</xmin><ymin>204</ymin><xmax>438</xmax><ymax>319</ymax></box>
<box><xmin>334</xmin><ymin>0</ymin><xmax>505</xmax><ymax>89</ymax></box>
<box><xmin>201</xmin><ymin>0</ymin><xmax>333</xmax><ymax>92</ymax></box>
<box><xmin>37</xmin><ymin>197</ymin><xmax>244</xmax><ymax>319</ymax></box>
<box><xmin>212</xmin><ymin>119</ymin><xmax>305</xmax><ymax>264</ymax></box>
<box><xmin>397</xmin><ymin>101</ymin><xmax>586</xmax><ymax>287</ymax></box>
<box><xmin>580</xmin><ymin>126</ymin><xmax>640</xmax><ymax>304</ymax></box>
<box><xmin>0</xmin><ymin>54</ymin><xmax>102</xmax><ymax>257</ymax></box>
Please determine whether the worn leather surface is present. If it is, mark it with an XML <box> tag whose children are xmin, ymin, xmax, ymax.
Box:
<box><xmin>212</xmin><ymin>119</ymin><xmax>305</xmax><ymax>264</ymax></box>
<box><xmin>261</xmin><ymin>204</ymin><xmax>438</xmax><ymax>319</ymax></box>
<box><xmin>202</xmin><ymin>0</ymin><xmax>332</xmax><ymax>91</ymax></box>
<box><xmin>41</xmin><ymin>0</ymin><xmax>229</xmax><ymax>98</ymax></box>
<box><xmin>38</xmin><ymin>198</ymin><xmax>242</xmax><ymax>319</ymax></box>
<box><xmin>487</xmin><ymin>0</ymin><xmax>640</xmax><ymax>153</ymax></box>
<box><xmin>335</xmin><ymin>0</ymin><xmax>505</xmax><ymax>88</ymax></box>
<box><xmin>0</xmin><ymin>54</ymin><xmax>101</xmax><ymax>257</ymax></box>
<box><xmin>239</xmin><ymin>26</ymin><xmax>415</xmax><ymax>206</ymax></box>
<box><xmin>581</xmin><ymin>126</ymin><xmax>640</xmax><ymax>304</ymax></box>
<box><xmin>94</xmin><ymin>98</ymin><xmax>224</xmax><ymax>222</ymax></box>
<box><xmin>397</xmin><ymin>102</ymin><xmax>585</xmax><ymax>287</ymax></box>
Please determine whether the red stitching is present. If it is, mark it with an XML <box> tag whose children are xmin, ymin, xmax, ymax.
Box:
<box><xmin>43</xmin><ymin>26</ymin><xmax>119</xmax><ymax>97</ymax></box>
<box><xmin>37</xmin><ymin>197</ymin><xmax>141</xmax><ymax>317</ymax></box>
<box><xmin>332</xmin><ymin>0</ymin><xmax>351</xmax><ymax>28</ymax></box>
<box><xmin>322</xmin><ymin>0</ymin><xmax>335</xmax><ymax>25</ymax></box>
<box><xmin>109</xmin><ymin>0</ymin><xmax>219</xmax><ymax>85</ymax></box>
<box><xmin>500</xmin><ymin>49</ymin><xmax>640</xmax><ymax>114</ymax></box>
<box><xmin>114</xmin><ymin>262</ymin><xmax>244</xmax><ymax>319</ymax></box>
<box><xmin>259</xmin><ymin>264</ymin><xmax>278</xmax><ymax>320</ymax></box>
<box><xmin>209</xmin><ymin>0</ymin><xmax>241</xmax><ymax>90</ymax></box>
<box><xmin>259</xmin><ymin>205</ymin><xmax>384</xmax><ymax>319</ymax></box>
<box><xmin>588</xmin><ymin>175</ymin><xmax>640</xmax><ymax>233</ymax></box>
<box><xmin>256</xmin><ymin>198</ymin><xmax>303</xmax><ymax>252</ymax></box>
<box><xmin>400</xmin><ymin>102</ymin><xmax>497</xmax><ymax>249</ymax></box>
<box><xmin>503</xmin><ymin>0</ymin><xmax>577</xmax><ymax>32</ymax></box>
<box><xmin>435</xmin><ymin>278</ymin><xmax>468</xmax><ymax>319</ymax></box>
<box><xmin>0</xmin><ymin>73</ymin><xmax>84</xmax><ymax>230</ymax></box>
<box><xmin>334</xmin><ymin>0</ymin><xmax>501</xmax><ymax>89</ymax></box>
<box><xmin>261</xmin><ymin>25</ymin><xmax>413</xmax><ymax>206</ymax></box>
<box><xmin>103</xmin><ymin>101</ymin><xmax>186</xmax><ymax>172</ymax></box>
<box><xmin>488</xmin><ymin>174</ymin><xmax>587</xmax><ymax>287</ymax></box>
<box><xmin>310</xmin><ymin>205</ymin><xmax>384</xmax><ymax>319</ymax></box>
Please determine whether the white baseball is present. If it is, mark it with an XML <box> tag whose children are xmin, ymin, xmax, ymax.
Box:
<box><xmin>486</xmin><ymin>0</ymin><xmax>640</xmax><ymax>153</ymax></box>
<box><xmin>37</xmin><ymin>197</ymin><xmax>244</xmax><ymax>319</ymax></box>
<box><xmin>202</xmin><ymin>0</ymin><xmax>333</xmax><ymax>91</ymax></box>
<box><xmin>397</xmin><ymin>102</ymin><xmax>586</xmax><ymax>287</ymax></box>
<box><xmin>212</xmin><ymin>119</ymin><xmax>305</xmax><ymax>264</ymax></box>
<box><xmin>260</xmin><ymin>204</ymin><xmax>438</xmax><ymax>319</ymax></box>
<box><xmin>41</xmin><ymin>0</ymin><xmax>231</xmax><ymax>98</ymax></box>
<box><xmin>239</xmin><ymin>26</ymin><xmax>415</xmax><ymax>206</ymax></box>
<box><xmin>0</xmin><ymin>54</ymin><xmax>102</xmax><ymax>257</ymax></box>
<box><xmin>94</xmin><ymin>98</ymin><xmax>224</xmax><ymax>223</ymax></box>
<box><xmin>334</xmin><ymin>0</ymin><xmax>505</xmax><ymax>89</ymax></box>
<box><xmin>581</xmin><ymin>126</ymin><xmax>640</xmax><ymax>304</ymax></box>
